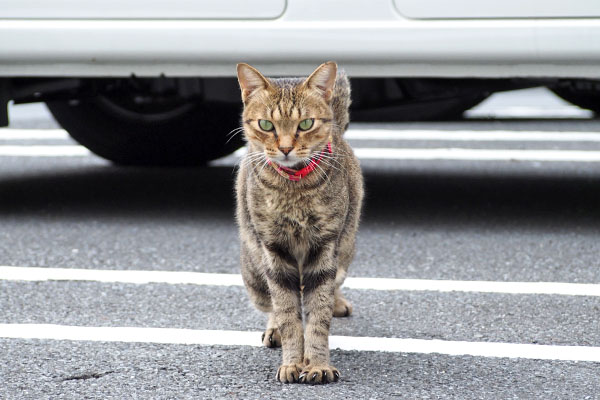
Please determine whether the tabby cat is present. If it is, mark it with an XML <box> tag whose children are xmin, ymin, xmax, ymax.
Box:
<box><xmin>235</xmin><ymin>62</ymin><xmax>364</xmax><ymax>384</ymax></box>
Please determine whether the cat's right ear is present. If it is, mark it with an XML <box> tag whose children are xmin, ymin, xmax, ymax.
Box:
<box><xmin>237</xmin><ymin>63</ymin><xmax>271</xmax><ymax>103</ymax></box>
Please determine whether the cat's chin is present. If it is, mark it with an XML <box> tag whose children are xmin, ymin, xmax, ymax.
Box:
<box><xmin>271</xmin><ymin>158</ymin><xmax>305</xmax><ymax>169</ymax></box>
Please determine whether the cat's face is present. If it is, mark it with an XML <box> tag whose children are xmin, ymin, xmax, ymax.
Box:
<box><xmin>237</xmin><ymin>62</ymin><xmax>337</xmax><ymax>168</ymax></box>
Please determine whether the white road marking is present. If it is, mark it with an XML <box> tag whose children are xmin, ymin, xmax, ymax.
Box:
<box><xmin>5</xmin><ymin>145</ymin><xmax>600</xmax><ymax>163</ymax></box>
<box><xmin>0</xmin><ymin>266</ymin><xmax>245</xmax><ymax>286</ymax></box>
<box><xmin>1</xmin><ymin>266</ymin><xmax>598</xmax><ymax>297</ymax></box>
<box><xmin>0</xmin><ymin>129</ymin><xmax>69</xmax><ymax>140</ymax></box>
<box><xmin>4</xmin><ymin>128</ymin><xmax>600</xmax><ymax>162</ymax></box>
<box><xmin>354</xmin><ymin>148</ymin><xmax>600</xmax><ymax>162</ymax></box>
<box><xmin>343</xmin><ymin>277</ymin><xmax>600</xmax><ymax>296</ymax></box>
<box><xmin>0</xmin><ymin>145</ymin><xmax>90</xmax><ymax>156</ymax></box>
<box><xmin>1</xmin><ymin>323</ymin><xmax>599</xmax><ymax>362</ymax></box>
<box><xmin>229</xmin><ymin>146</ymin><xmax>600</xmax><ymax>163</ymax></box>
<box><xmin>4</xmin><ymin>128</ymin><xmax>600</xmax><ymax>143</ymax></box>
<box><xmin>344</xmin><ymin>129</ymin><xmax>600</xmax><ymax>142</ymax></box>
<box><xmin>464</xmin><ymin>106</ymin><xmax>593</xmax><ymax>119</ymax></box>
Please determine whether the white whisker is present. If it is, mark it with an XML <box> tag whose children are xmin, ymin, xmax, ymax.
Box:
<box><xmin>314</xmin><ymin>162</ymin><xmax>329</xmax><ymax>182</ymax></box>
<box><xmin>226</xmin><ymin>127</ymin><xmax>246</xmax><ymax>144</ymax></box>
<box><xmin>226</xmin><ymin>127</ymin><xmax>244</xmax><ymax>138</ymax></box>
<box><xmin>319</xmin><ymin>158</ymin><xmax>342</xmax><ymax>173</ymax></box>
<box><xmin>257</xmin><ymin>157</ymin><xmax>270</xmax><ymax>176</ymax></box>
<box><xmin>319</xmin><ymin>154</ymin><xmax>345</xmax><ymax>170</ymax></box>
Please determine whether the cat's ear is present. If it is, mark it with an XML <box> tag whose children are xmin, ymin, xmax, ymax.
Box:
<box><xmin>237</xmin><ymin>63</ymin><xmax>271</xmax><ymax>103</ymax></box>
<box><xmin>304</xmin><ymin>61</ymin><xmax>337</xmax><ymax>102</ymax></box>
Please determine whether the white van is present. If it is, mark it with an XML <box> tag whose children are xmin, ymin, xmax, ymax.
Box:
<box><xmin>1</xmin><ymin>0</ymin><xmax>599</xmax><ymax>165</ymax></box>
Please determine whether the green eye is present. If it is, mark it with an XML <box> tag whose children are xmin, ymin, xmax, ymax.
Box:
<box><xmin>258</xmin><ymin>119</ymin><xmax>274</xmax><ymax>131</ymax></box>
<box><xmin>298</xmin><ymin>118</ymin><xmax>314</xmax><ymax>131</ymax></box>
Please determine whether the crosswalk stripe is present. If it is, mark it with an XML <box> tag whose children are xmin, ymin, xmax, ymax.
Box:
<box><xmin>0</xmin><ymin>129</ymin><xmax>69</xmax><ymax>140</ymax></box>
<box><xmin>463</xmin><ymin>106</ymin><xmax>593</xmax><ymax>120</ymax></box>
<box><xmin>1</xmin><ymin>323</ymin><xmax>599</xmax><ymax>362</ymax></box>
<box><xmin>345</xmin><ymin>129</ymin><xmax>600</xmax><ymax>142</ymax></box>
<box><xmin>354</xmin><ymin>148</ymin><xmax>600</xmax><ymax>162</ymax></box>
<box><xmin>5</xmin><ymin>145</ymin><xmax>600</xmax><ymax>162</ymax></box>
<box><xmin>230</xmin><ymin>146</ymin><xmax>600</xmax><ymax>163</ymax></box>
<box><xmin>1</xmin><ymin>266</ymin><xmax>598</xmax><ymax>297</ymax></box>
<box><xmin>3</xmin><ymin>128</ymin><xmax>600</xmax><ymax>142</ymax></box>
<box><xmin>0</xmin><ymin>145</ymin><xmax>90</xmax><ymax>156</ymax></box>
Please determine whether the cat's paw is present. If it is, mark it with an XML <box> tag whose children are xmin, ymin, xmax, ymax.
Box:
<box><xmin>261</xmin><ymin>328</ymin><xmax>281</xmax><ymax>348</ymax></box>
<box><xmin>276</xmin><ymin>364</ymin><xmax>303</xmax><ymax>383</ymax></box>
<box><xmin>299</xmin><ymin>365</ymin><xmax>340</xmax><ymax>384</ymax></box>
<box><xmin>333</xmin><ymin>296</ymin><xmax>353</xmax><ymax>317</ymax></box>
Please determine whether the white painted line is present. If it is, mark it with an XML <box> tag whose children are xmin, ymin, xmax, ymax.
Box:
<box><xmin>345</xmin><ymin>129</ymin><xmax>600</xmax><ymax>142</ymax></box>
<box><xmin>1</xmin><ymin>266</ymin><xmax>598</xmax><ymax>297</ymax></box>
<box><xmin>354</xmin><ymin>148</ymin><xmax>600</xmax><ymax>162</ymax></box>
<box><xmin>0</xmin><ymin>129</ymin><xmax>69</xmax><ymax>140</ymax></box>
<box><xmin>464</xmin><ymin>106</ymin><xmax>593</xmax><ymax>119</ymax></box>
<box><xmin>0</xmin><ymin>324</ymin><xmax>260</xmax><ymax>348</ymax></box>
<box><xmin>5</xmin><ymin>146</ymin><xmax>600</xmax><ymax>162</ymax></box>
<box><xmin>343</xmin><ymin>277</ymin><xmax>600</xmax><ymax>297</ymax></box>
<box><xmin>4</xmin><ymin>131</ymin><xmax>600</xmax><ymax>162</ymax></box>
<box><xmin>4</xmin><ymin>127</ymin><xmax>600</xmax><ymax>143</ymax></box>
<box><xmin>330</xmin><ymin>334</ymin><xmax>600</xmax><ymax>363</ymax></box>
<box><xmin>225</xmin><ymin>147</ymin><xmax>600</xmax><ymax>163</ymax></box>
<box><xmin>1</xmin><ymin>324</ymin><xmax>599</xmax><ymax>362</ymax></box>
<box><xmin>0</xmin><ymin>145</ymin><xmax>90</xmax><ymax>156</ymax></box>
<box><xmin>0</xmin><ymin>266</ymin><xmax>244</xmax><ymax>286</ymax></box>
<box><xmin>232</xmin><ymin>147</ymin><xmax>247</xmax><ymax>157</ymax></box>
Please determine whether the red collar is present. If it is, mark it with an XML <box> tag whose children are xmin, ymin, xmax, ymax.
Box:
<box><xmin>268</xmin><ymin>142</ymin><xmax>332</xmax><ymax>181</ymax></box>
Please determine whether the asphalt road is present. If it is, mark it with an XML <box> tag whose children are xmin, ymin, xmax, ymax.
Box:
<box><xmin>1</xmin><ymin>89</ymin><xmax>600</xmax><ymax>399</ymax></box>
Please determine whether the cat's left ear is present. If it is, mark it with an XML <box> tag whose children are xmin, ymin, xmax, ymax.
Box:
<box><xmin>304</xmin><ymin>61</ymin><xmax>338</xmax><ymax>102</ymax></box>
<box><xmin>237</xmin><ymin>63</ymin><xmax>271</xmax><ymax>103</ymax></box>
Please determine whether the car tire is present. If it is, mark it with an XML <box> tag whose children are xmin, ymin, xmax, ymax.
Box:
<box><xmin>46</xmin><ymin>96</ymin><xmax>244</xmax><ymax>166</ymax></box>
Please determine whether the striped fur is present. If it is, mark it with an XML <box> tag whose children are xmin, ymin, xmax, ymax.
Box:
<box><xmin>235</xmin><ymin>62</ymin><xmax>363</xmax><ymax>384</ymax></box>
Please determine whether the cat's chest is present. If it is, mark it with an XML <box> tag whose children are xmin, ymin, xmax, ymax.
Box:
<box><xmin>252</xmin><ymin>190</ymin><xmax>327</xmax><ymax>241</ymax></box>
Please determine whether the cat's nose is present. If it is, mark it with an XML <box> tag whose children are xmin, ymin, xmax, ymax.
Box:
<box><xmin>279</xmin><ymin>147</ymin><xmax>293</xmax><ymax>156</ymax></box>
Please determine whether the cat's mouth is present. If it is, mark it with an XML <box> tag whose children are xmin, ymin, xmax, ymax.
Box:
<box><xmin>270</xmin><ymin>150</ymin><xmax>323</xmax><ymax>170</ymax></box>
<box><xmin>273</xmin><ymin>143</ymin><xmax>331</xmax><ymax>168</ymax></box>
<box><xmin>266</xmin><ymin>143</ymin><xmax>333</xmax><ymax>180</ymax></box>
<box><xmin>272</xmin><ymin>157</ymin><xmax>306</xmax><ymax>169</ymax></box>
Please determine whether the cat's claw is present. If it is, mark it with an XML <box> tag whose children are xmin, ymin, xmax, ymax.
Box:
<box><xmin>299</xmin><ymin>365</ymin><xmax>339</xmax><ymax>384</ymax></box>
<box><xmin>276</xmin><ymin>364</ymin><xmax>303</xmax><ymax>383</ymax></box>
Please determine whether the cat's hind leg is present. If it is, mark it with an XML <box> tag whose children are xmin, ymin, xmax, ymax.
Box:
<box><xmin>332</xmin><ymin>269</ymin><xmax>352</xmax><ymax>317</ymax></box>
<box><xmin>262</xmin><ymin>313</ymin><xmax>282</xmax><ymax>348</ymax></box>
<box><xmin>333</xmin><ymin>288</ymin><xmax>353</xmax><ymax>318</ymax></box>
<box><xmin>244</xmin><ymin>270</ymin><xmax>282</xmax><ymax>348</ymax></box>
<box><xmin>241</xmin><ymin>245</ymin><xmax>282</xmax><ymax>347</ymax></box>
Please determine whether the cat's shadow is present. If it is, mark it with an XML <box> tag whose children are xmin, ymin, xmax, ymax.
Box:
<box><xmin>1</xmin><ymin>164</ymin><xmax>600</xmax><ymax>228</ymax></box>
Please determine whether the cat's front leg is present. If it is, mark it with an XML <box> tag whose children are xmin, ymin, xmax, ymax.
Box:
<box><xmin>264</xmin><ymin>249</ymin><xmax>304</xmax><ymax>383</ymax></box>
<box><xmin>300</xmin><ymin>245</ymin><xmax>340</xmax><ymax>384</ymax></box>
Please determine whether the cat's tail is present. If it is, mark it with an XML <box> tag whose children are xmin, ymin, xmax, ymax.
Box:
<box><xmin>332</xmin><ymin>71</ymin><xmax>351</xmax><ymax>135</ymax></box>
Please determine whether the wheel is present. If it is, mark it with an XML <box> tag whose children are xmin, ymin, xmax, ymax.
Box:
<box><xmin>551</xmin><ymin>84</ymin><xmax>600</xmax><ymax>115</ymax></box>
<box><xmin>46</xmin><ymin>94</ymin><xmax>243</xmax><ymax>166</ymax></box>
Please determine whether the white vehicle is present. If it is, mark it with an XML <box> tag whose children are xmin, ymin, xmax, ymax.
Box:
<box><xmin>1</xmin><ymin>0</ymin><xmax>600</xmax><ymax>165</ymax></box>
